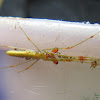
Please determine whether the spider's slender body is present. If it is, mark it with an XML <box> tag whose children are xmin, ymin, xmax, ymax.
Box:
<box><xmin>1</xmin><ymin>26</ymin><xmax>100</xmax><ymax>72</ymax></box>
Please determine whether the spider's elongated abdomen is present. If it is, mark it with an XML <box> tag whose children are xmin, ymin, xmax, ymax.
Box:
<box><xmin>6</xmin><ymin>50</ymin><xmax>38</xmax><ymax>59</ymax></box>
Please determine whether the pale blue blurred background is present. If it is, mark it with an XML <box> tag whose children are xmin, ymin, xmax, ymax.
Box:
<box><xmin>0</xmin><ymin>50</ymin><xmax>8</xmax><ymax>100</ymax></box>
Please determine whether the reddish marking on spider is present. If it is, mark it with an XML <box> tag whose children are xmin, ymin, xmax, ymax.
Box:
<box><xmin>54</xmin><ymin>61</ymin><xmax>58</xmax><ymax>64</ymax></box>
<box><xmin>65</xmin><ymin>47</ymin><xmax>72</xmax><ymax>49</ymax></box>
<box><xmin>90</xmin><ymin>36</ymin><xmax>94</xmax><ymax>38</ymax></box>
<box><xmin>53</xmin><ymin>59</ymin><xmax>58</xmax><ymax>64</ymax></box>
<box><xmin>10</xmin><ymin>66</ymin><xmax>14</xmax><ymax>67</ymax></box>
<box><xmin>78</xmin><ymin>56</ymin><xmax>87</xmax><ymax>61</ymax></box>
<box><xmin>52</xmin><ymin>48</ymin><xmax>58</xmax><ymax>53</ymax></box>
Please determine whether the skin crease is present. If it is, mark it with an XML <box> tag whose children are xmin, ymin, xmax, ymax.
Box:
<box><xmin>0</xmin><ymin>17</ymin><xmax>100</xmax><ymax>100</ymax></box>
